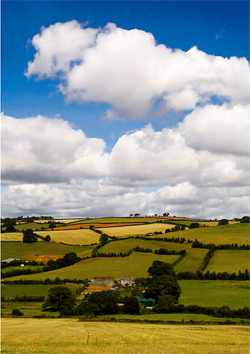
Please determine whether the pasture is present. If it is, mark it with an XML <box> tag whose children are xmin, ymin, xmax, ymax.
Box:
<box><xmin>13</xmin><ymin>222</ymin><xmax>50</xmax><ymax>230</ymax></box>
<box><xmin>179</xmin><ymin>280</ymin><xmax>250</xmax><ymax>309</ymax></box>
<box><xmin>36</xmin><ymin>229</ymin><xmax>99</xmax><ymax>245</ymax></box>
<box><xmin>99</xmin><ymin>238</ymin><xmax>192</xmax><ymax>254</ymax></box>
<box><xmin>50</xmin><ymin>222</ymin><xmax>143</xmax><ymax>231</ymax></box>
<box><xmin>1</xmin><ymin>284</ymin><xmax>82</xmax><ymax>299</ymax></box>
<box><xmin>96</xmin><ymin>223</ymin><xmax>176</xmax><ymax>237</ymax></box>
<box><xmin>1</xmin><ymin>241</ymin><xmax>93</xmax><ymax>260</ymax></box>
<box><xmin>174</xmin><ymin>248</ymin><xmax>208</xmax><ymax>273</ymax></box>
<box><xmin>4</xmin><ymin>253</ymin><xmax>180</xmax><ymax>281</ymax></box>
<box><xmin>1</xmin><ymin>319</ymin><xmax>249</xmax><ymax>354</ymax></box>
<box><xmin>1</xmin><ymin>265</ymin><xmax>44</xmax><ymax>273</ymax></box>
<box><xmin>206</xmin><ymin>250</ymin><xmax>250</xmax><ymax>273</ymax></box>
<box><xmin>1</xmin><ymin>302</ymin><xmax>52</xmax><ymax>318</ymax></box>
<box><xmin>151</xmin><ymin>223</ymin><xmax>250</xmax><ymax>245</ymax></box>
<box><xmin>71</xmin><ymin>217</ymin><xmax>166</xmax><ymax>224</ymax></box>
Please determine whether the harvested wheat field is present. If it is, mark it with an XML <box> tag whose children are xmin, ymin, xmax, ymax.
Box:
<box><xmin>96</xmin><ymin>223</ymin><xmax>176</xmax><ymax>237</ymax></box>
<box><xmin>36</xmin><ymin>229</ymin><xmax>99</xmax><ymax>245</ymax></box>
<box><xmin>49</xmin><ymin>222</ymin><xmax>143</xmax><ymax>231</ymax></box>
<box><xmin>1</xmin><ymin>233</ymin><xmax>43</xmax><ymax>242</ymax></box>
<box><xmin>1</xmin><ymin>318</ymin><xmax>249</xmax><ymax>354</ymax></box>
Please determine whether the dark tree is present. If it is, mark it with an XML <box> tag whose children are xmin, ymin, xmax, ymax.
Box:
<box><xmin>22</xmin><ymin>229</ymin><xmax>38</xmax><ymax>243</ymax></box>
<box><xmin>240</xmin><ymin>216</ymin><xmax>250</xmax><ymax>223</ymax></box>
<box><xmin>99</xmin><ymin>233</ymin><xmax>109</xmax><ymax>246</ymax></box>
<box><xmin>11</xmin><ymin>309</ymin><xmax>24</xmax><ymax>316</ymax></box>
<box><xmin>87</xmin><ymin>291</ymin><xmax>119</xmax><ymax>315</ymax></box>
<box><xmin>217</xmin><ymin>219</ymin><xmax>228</xmax><ymax>226</ymax></box>
<box><xmin>45</xmin><ymin>235</ymin><xmax>51</xmax><ymax>242</ymax></box>
<box><xmin>123</xmin><ymin>296</ymin><xmax>140</xmax><ymax>314</ymax></box>
<box><xmin>42</xmin><ymin>286</ymin><xmax>75</xmax><ymax>312</ymax></box>
<box><xmin>189</xmin><ymin>223</ymin><xmax>200</xmax><ymax>229</ymax></box>
<box><xmin>145</xmin><ymin>261</ymin><xmax>181</xmax><ymax>302</ymax></box>
<box><xmin>74</xmin><ymin>302</ymin><xmax>100</xmax><ymax>316</ymax></box>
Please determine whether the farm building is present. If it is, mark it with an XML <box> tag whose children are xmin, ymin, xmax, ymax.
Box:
<box><xmin>120</xmin><ymin>276</ymin><xmax>134</xmax><ymax>286</ymax></box>
<box><xmin>85</xmin><ymin>281</ymin><xmax>113</xmax><ymax>294</ymax></box>
<box><xmin>1</xmin><ymin>258</ymin><xmax>20</xmax><ymax>264</ymax></box>
<box><xmin>27</xmin><ymin>255</ymin><xmax>63</xmax><ymax>263</ymax></box>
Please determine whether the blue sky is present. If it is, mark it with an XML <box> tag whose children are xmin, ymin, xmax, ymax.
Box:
<box><xmin>1</xmin><ymin>1</ymin><xmax>250</xmax><ymax>218</ymax></box>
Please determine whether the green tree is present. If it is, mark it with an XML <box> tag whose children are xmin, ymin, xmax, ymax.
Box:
<box><xmin>99</xmin><ymin>233</ymin><xmax>109</xmax><ymax>246</ymax></box>
<box><xmin>22</xmin><ymin>229</ymin><xmax>38</xmax><ymax>243</ymax></box>
<box><xmin>145</xmin><ymin>261</ymin><xmax>181</xmax><ymax>302</ymax></box>
<box><xmin>189</xmin><ymin>222</ymin><xmax>200</xmax><ymax>229</ymax></box>
<box><xmin>87</xmin><ymin>291</ymin><xmax>119</xmax><ymax>315</ymax></box>
<box><xmin>45</xmin><ymin>235</ymin><xmax>51</xmax><ymax>242</ymax></box>
<box><xmin>123</xmin><ymin>296</ymin><xmax>140</xmax><ymax>314</ymax></box>
<box><xmin>11</xmin><ymin>309</ymin><xmax>24</xmax><ymax>316</ymax></box>
<box><xmin>42</xmin><ymin>286</ymin><xmax>75</xmax><ymax>312</ymax></box>
<box><xmin>217</xmin><ymin>219</ymin><xmax>228</xmax><ymax>226</ymax></box>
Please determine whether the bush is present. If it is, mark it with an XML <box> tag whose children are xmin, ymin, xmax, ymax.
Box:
<box><xmin>11</xmin><ymin>309</ymin><xmax>23</xmax><ymax>316</ymax></box>
<box><xmin>217</xmin><ymin>219</ymin><xmax>228</xmax><ymax>226</ymax></box>
<box><xmin>189</xmin><ymin>223</ymin><xmax>200</xmax><ymax>229</ymax></box>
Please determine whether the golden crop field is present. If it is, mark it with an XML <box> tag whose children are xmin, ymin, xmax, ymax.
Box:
<box><xmin>1</xmin><ymin>318</ymin><xmax>249</xmax><ymax>354</ymax></box>
<box><xmin>36</xmin><ymin>229</ymin><xmax>99</xmax><ymax>245</ymax></box>
<box><xmin>1</xmin><ymin>233</ymin><xmax>42</xmax><ymax>242</ymax></box>
<box><xmin>97</xmin><ymin>223</ymin><xmax>176</xmax><ymax>237</ymax></box>
<box><xmin>200</xmin><ymin>221</ymin><xmax>239</xmax><ymax>227</ymax></box>
<box><xmin>34</xmin><ymin>219</ymin><xmax>82</xmax><ymax>223</ymax></box>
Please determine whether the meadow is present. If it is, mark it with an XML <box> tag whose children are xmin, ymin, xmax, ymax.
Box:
<box><xmin>1</xmin><ymin>242</ymin><xmax>93</xmax><ymax>260</ymax></box>
<box><xmin>1</xmin><ymin>265</ymin><xmax>44</xmax><ymax>273</ymax></box>
<box><xmin>174</xmin><ymin>248</ymin><xmax>208</xmax><ymax>273</ymax></box>
<box><xmin>1</xmin><ymin>319</ymin><xmax>249</xmax><ymax>354</ymax></box>
<box><xmin>96</xmin><ymin>223</ymin><xmax>176</xmax><ymax>237</ymax></box>
<box><xmin>151</xmin><ymin>223</ymin><xmax>250</xmax><ymax>245</ymax></box>
<box><xmin>50</xmin><ymin>222</ymin><xmax>144</xmax><ymax>231</ymax></box>
<box><xmin>36</xmin><ymin>229</ymin><xmax>100</xmax><ymax>245</ymax></box>
<box><xmin>206</xmin><ymin>250</ymin><xmax>250</xmax><ymax>273</ymax></box>
<box><xmin>4</xmin><ymin>253</ymin><xmax>180</xmax><ymax>281</ymax></box>
<box><xmin>179</xmin><ymin>280</ymin><xmax>250</xmax><ymax>309</ymax></box>
<box><xmin>99</xmin><ymin>238</ymin><xmax>192</xmax><ymax>253</ymax></box>
<box><xmin>71</xmin><ymin>217</ymin><xmax>167</xmax><ymax>224</ymax></box>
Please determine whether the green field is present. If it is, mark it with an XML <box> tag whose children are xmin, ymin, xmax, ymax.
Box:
<box><xmin>179</xmin><ymin>280</ymin><xmax>250</xmax><ymax>309</ymax></box>
<box><xmin>13</xmin><ymin>222</ymin><xmax>51</xmax><ymax>230</ymax></box>
<box><xmin>99</xmin><ymin>238</ymin><xmax>192</xmax><ymax>253</ymax></box>
<box><xmin>71</xmin><ymin>217</ymin><xmax>166</xmax><ymax>224</ymax></box>
<box><xmin>1</xmin><ymin>265</ymin><xmax>44</xmax><ymax>273</ymax></box>
<box><xmin>206</xmin><ymin>250</ymin><xmax>250</xmax><ymax>273</ymax></box>
<box><xmin>4</xmin><ymin>253</ymin><xmax>180</xmax><ymax>281</ymax></box>
<box><xmin>174</xmin><ymin>248</ymin><xmax>208</xmax><ymax>273</ymax></box>
<box><xmin>1</xmin><ymin>284</ymin><xmax>82</xmax><ymax>299</ymax></box>
<box><xmin>2</xmin><ymin>319</ymin><xmax>249</xmax><ymax>354</ymax></box>
<box><xmin>1</xmin><ymin>241</ymin><xmax>93</xmax><ymax>260</ymax></box>
<box><xmin>97</xmin><ymin>223</ymin><xmax>176</xmax><ymax>237</ymax></box>
<box><xmin>151</xmin><ymin>223</ymin><xmax>250</xmax><ymax>245</ymax></box>
<box><xmin>1</xmin><ymin>302</ymin><xmax>55</xmax><ymax>318</ymax></box>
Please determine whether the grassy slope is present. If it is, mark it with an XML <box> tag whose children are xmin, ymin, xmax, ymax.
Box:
<box><xmin>2</xmin><ymin>319</ymin><xmax>249</xmax><ymax>354</ymax></box>
<box><xmin>71</xmin><ymin>217</ymin><xmax>166</xmax><ymax>224</ymax></box>
<box><xmin>99</xmin><ymin>238</ymin><xmax>192</xmax><ymax>253</ymax></box>
<box><xmin>4</xmin><ymin>253</ymin><xmax>180</xmax><ymax>281</ymax></box>
<box><xmin>1</xmin><ymin>242</ymin><xmax>93</xmax><ymax>260</ymax></box>
<box><xmin>36</xmin><ymin>229</ymin><xmax>99</xmax><ymax>245</ymax></box>
<box><xmin>151</xmin><ymin>223</ymin><xmax>250</xmax><ymax>245</ymax></box>
<box><xmin>206</xmin><ymin>250</ymin><xmax>250</xmax><ymax>273</ymax></box>
<box><xmin>174</xmin><ymin>248</ymin><xmax>208</xmax><ymax>273</ymax></box>
<box><xmin>179</xmin><ymin>280</ymin><xmax>250</xmax><ymax>309</ymax></box>
<box><xmin>1</xmin><ymin>284</ymin><xmax>82</xmax><ymax>299</ymax></box>
<box><xmin>1</xmin><ymin>265</ymin><xmax>44</xmax><ymax>273</ymax></box>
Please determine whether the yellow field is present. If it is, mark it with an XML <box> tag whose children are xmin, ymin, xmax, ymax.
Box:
<box><xmin>200</xmin><ymin>221</ymin><xmax>239</xmax><ymax>227</ymax></box>
<box><xmin>36</xmin><ymin>229</ymin><xmax>99</xmax><ymax>245</ymax></box>
<box><xmin>1</xmin><ymin>318</ymin><xmax>249</xmax><ymax>354</ymax></box>
<box><xmin>1</xmin><ymin>233</ymin><xmax>42</xmax><ymax>242</ymax></box>
<box><xmin>34</xmin><ymin>219</ymin><xmax>82</xmax><ymax>223</ymax></box>
<box><xmin>97</xmin><ymin>223</ymin><xmax>176</xmax><ymax>237</ymax></box>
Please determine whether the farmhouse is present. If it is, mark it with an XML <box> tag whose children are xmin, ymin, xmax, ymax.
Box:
<box><xmin>120</xmin><ymin>276</ymin><xmax>134</xmax><ymax>286</ymax></box>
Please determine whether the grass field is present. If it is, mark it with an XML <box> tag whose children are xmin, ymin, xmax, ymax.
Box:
<box><xmin>206</xmin><ymin>250</ymin><xmax>250</xmax><ymax>273</ymax></box>
<box><xmin>1</xmin><ymin>241</ymin><xmax>93</xmax><ymax>260</ymax></box>
<box><xmin>4</xmin><ymin>253</ymin><xmax>180</xmax><ymax>281</ymax></box>
<box><xmin>50</xmin><ymin>222</ymin><xmax>144</xmax><ymax>231</ymax></box>
<box><xmin>71</xmin><ymin>217</ymin><xmax>166</xmax><ymax>224</ymax></box>
<box><xmin>97</xmin><ymin>223</ymin><xmax>176</xmax><ymax>237</ymax></box>
<box><xmin>1</xmin><ymin>265</ymin><xmax>44</xmax><ymax>273</ymax></box>
<box><xmin>99</xmin><ymin>238</ymin><xmax>192</xmax><ymax>254</ymax></box>
<box><xmin>1</xmin><ymin>319</ymin><xmax>249</xmax><ymax>354</ymax></box>
<box><xmin>174</xmin><ymin>248</ymin><xmax>208</xmax><ymax>273</ymax></box>
<box><xmin>151</xmin><ymin>223</ymin><xmax>250</xmax><ymax>245</ymax></box>
<box><xmin>36</xmin><ymin>229</ymin><xmax>99</xmax><ymax>245</ymax></box>
<box><xmin>1</xmin><ymin>302</ymin><xmax>56</xmax><ymax>318</ymax></box>
<box><xmin>1</xmin><ymin>284</ymin><xmax>82</xmax><ymax>299</ymax></box>
<box><xmin>179</xmin><ymin>280</ymin><xmax>250</xmax><ymax>309</ymax></box>
<box><xmin>13</xmin><ymin>222</ymin><xmax>51</xmax><ymax>230</ymax></box>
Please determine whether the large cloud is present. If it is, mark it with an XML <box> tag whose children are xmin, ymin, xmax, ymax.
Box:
<box><xmin>2</xmin><ymin>104</ymin><xmax>249</xmax><ymax>188</ymax></box>
<box><xmin>25</xmin><ymin>21</ymin><xmax>250</xmax><ymax>119</ymax></box>
<box><xmin>2</xmin><ymin>179</ymin><xmax>249</xmax><ymax>219</ymax></box>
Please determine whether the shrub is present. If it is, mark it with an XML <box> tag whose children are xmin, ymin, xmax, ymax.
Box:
<box><xmin>11</xmin><ymin>309</ymin><xmax>24</xmax><ymax>316</ymax></box>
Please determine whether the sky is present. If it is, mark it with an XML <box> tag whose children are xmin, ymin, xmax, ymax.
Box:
<box><xmin>1</xmin><ymin>0</ymin><xmax>250</xmax><ymax>219</ymax></box>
